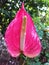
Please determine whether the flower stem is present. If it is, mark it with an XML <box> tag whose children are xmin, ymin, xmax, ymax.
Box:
<box><xmin>19</xmin><ymin>55</ymin><xmax>27</xmax><ymax>65</ymax></box>
<box><xmin>22</xmin><ymin>60</ymin><xmax>26</xmax><ymax>65</ymax></box>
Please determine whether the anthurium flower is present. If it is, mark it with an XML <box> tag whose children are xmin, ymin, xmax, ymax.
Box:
<box><xmin>5</xmin><ymin>3</ymin><xmax>41</xmax><ymax>58</ymax></box>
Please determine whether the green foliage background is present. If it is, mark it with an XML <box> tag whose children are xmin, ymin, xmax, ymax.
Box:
<box><xmin>0</xmin><ymin>0</ymin><xmax>49</xmax><ymax>65</ymax></box>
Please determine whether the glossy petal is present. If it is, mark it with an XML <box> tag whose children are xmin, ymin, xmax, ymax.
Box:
<box><xmin>5</xmin><ymin>3</ymin><xmax>41</xmax><ymax>58</ymax></box>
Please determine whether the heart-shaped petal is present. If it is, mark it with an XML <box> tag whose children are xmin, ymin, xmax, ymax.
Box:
<box><xmin>5</xmin><ymin>3</ymin><xmax>41</xmax><ymax>58</ymax></box>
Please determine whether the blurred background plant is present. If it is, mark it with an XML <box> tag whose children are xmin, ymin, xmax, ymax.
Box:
<box><xmin>0</xmin><ymin>0</ymin><xmax>49</xmax><ymax>65</ymax></box>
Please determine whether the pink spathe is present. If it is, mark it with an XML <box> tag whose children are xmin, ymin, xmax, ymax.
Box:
<box><xmin>5</xmin><ymin>3</ymin><xmax>41</xmax><ymax>58</ymax></box>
